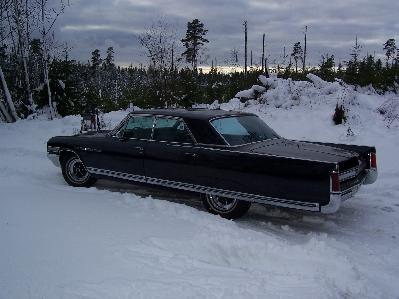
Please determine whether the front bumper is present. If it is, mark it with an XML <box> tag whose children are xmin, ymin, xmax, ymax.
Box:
<box><xmin>47</xmin><ymin>153</ymin><xmax>60</xmax><ymax>167</ymax></box>
<box><xmin>47</xmin><ymin>145</ymin><xmax>61</xmax><ymax>167</ymax></box>
<box><xmin>321</xmin><ymin>168</ymin><xmax>377</xmax><ymax>213</ymax></box>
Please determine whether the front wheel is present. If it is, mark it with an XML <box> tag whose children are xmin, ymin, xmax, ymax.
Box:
<box><xmin>61</xmin><ymin>155</ymin><xmax>97</xmax><ymax>187</ymax></box>
<box><xmin>202</xmin><ymin>194</ymin><xmax>251</xmax><ymax>219</ymax></box>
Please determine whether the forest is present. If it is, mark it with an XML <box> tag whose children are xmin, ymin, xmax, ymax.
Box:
<box><xmin>1</xmin><ymin>0</ymin><xmax>399</xmax><ymax>122</ymax></box>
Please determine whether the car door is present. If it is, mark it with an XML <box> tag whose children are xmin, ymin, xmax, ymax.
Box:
<box><xmin>144</xmin><ymin>116</ymin><xmax>199</xmax><ymax>186</ymax></box>
<box><xmin>83</xmin><ymin>114</ymin><xmax>154</xmax><ymax>181</ymax></box>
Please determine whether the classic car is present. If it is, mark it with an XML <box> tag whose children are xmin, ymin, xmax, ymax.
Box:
<box><xmin>47</xmin><ymin>109</ymin><xmax>378</xmax><ymax>219</ymax></box>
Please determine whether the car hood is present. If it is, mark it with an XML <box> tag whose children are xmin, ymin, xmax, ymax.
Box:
<box><xmin>239</xmin><ymin>139</ymin><xmax>358</xmax><ymax>163</ymax></box>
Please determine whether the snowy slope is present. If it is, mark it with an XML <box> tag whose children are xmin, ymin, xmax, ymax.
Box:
<box><xmin>1</xmin><ymin>81</ymin><xmax>399</xmax><ymax>298</ymax></box>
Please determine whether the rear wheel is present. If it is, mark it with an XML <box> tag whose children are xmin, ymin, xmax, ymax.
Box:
<box><xmin>61</xmin><ymin>155</ymin><xmax>96</xmax><ymax>187</ymax></box>
<box><xmin>202</xmin><ymin>194</ymin><xmax>251</xmax><ymax>219</ymax></box>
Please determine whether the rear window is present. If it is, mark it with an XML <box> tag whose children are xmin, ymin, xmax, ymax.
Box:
<box><xmin>211</xmin><ymin>115</ymin><xmax>279</xmax><ymax>146</ymax></box>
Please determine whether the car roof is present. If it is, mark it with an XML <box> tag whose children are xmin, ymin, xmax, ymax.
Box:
<box><xmin>129</xmin><ymin>109</ymin><xmax>255</xmax><ymax>121</ymax></box>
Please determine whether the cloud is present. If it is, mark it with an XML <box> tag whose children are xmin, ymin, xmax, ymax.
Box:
<box><xmin>54</xmin><ymin>0</ymin><xmax>399</xmax><ymax>67</ymax></box>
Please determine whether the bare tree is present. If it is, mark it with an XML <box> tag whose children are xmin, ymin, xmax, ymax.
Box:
<box><xmin>12</xmin><ymin>0</ymin><xmax>35</xmax><ymax>111</ymax></box>
<box><xmin>0</xmin><ymin>66</ymin><xmax>18</xmax><ymax>121</ymax></box>
<box><xmin>139</xmin><ymin>20</ymin><xmax>179</xmax><ymax>70</ymax></box>
<box><xmin>0</xmin><ymin>0</ymin><xmax>18</xmax><ymax>122</ymax></box>
<box><xmin>225</xmin><ymin>48</ymin><xmax>240</xmax><ymax>70</ymax></box>
<box><xmin>38</xmin><ymin>0</ymin><xmax>68</xmax><ymax>119</ymax></box>
<box><xmin>139</xmin><ymin>20</ymin><xmax>180</xmax><ymax>107</ymax></box>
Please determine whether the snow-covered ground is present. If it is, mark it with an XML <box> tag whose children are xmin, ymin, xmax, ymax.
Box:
<box><xmin>1</xmin><ymin>77</ymin><xmax>399</xmax><ymax>298</ymax></box>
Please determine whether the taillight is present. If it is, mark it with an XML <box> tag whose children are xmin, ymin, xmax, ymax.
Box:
<box><xmin>331</xmin><ymin>171</ymin><xmax>340</xmax><ymax>192</ymax></box>
<box><xmin>370</xmin><ymin>152</ymin><xmax>377</xmax><ymax>169</ymax></box>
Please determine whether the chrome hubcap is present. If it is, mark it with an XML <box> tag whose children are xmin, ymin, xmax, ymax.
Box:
<box><xmin>67</xmin><ymin>158</ymin><xmax>89</xmax><ymax>183</ymax></box>
<box><xmin>206</xmin><ymin>194</ymin><xmax>237</xmax><ymax>212</ymax></box>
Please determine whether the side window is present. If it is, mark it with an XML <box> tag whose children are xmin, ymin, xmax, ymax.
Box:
<box><xmin>153</xmin><ymin>117</ymin><xmax>194</xmax><ymax>143</ymax></box>
<box><xmin>121</xmin><ymin>115</ymin><xmax>153</xmax><ymax>139</ymax></box>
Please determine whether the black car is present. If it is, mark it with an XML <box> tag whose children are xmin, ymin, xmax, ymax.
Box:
<box><xmin>47</xmin><ymin>109</ymin><xmax>378</xmax><ymax>219</ymax></box>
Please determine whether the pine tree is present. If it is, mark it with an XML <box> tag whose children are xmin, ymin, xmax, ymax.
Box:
<box><xmin>181</xmin><ymin>19</ymin><xmax>209</xmax><ymax>71</ymax></box>
<box><xmin>383</xmin><ymin>38</ymin><xmax>396</xmax><ymax>66</ymax></box>
<box><xmin>345</xmin><ymin>37</ymin><xmax>362</xmax><ymax>85</ymax></box>
<box><xmin>91</xmin><ymin>49</ymin><xmax>102</xmax><ymax>70</ymax></box>
<box><xmin>291</xmin><ymin>42</ymin><xmax>303</xmax><ymax>73</ymax></box>
<box><xmin>318</xmin><ymin>54</ymin><xmax>335</xmax><ymax>81</ymax></box>
<box><xmin>104</xmin><ymin>47</ymin><xmax>115</xmax><ymax>68</ymax></box>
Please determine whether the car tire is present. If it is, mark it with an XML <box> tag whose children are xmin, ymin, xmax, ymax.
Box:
<box><xmin>61</xmin><ymin>155</ymin><xmax>97</xmax><ymax>187</ymax></box>
<box><xmin>202</xmin><ymin>194</ymin><xmax>251</xmax><ymax>219</ymax></box>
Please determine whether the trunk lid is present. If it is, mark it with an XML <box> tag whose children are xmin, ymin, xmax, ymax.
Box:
<box><xmin>239</xmin><ymin>139</ymin><xmax>359</xmax><ymax>166</ymax></box>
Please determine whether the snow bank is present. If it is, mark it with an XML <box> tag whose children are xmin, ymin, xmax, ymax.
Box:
<box><xmin>220</xmin><ymin>74</ymin><xmax>399</xmax><ymax>129</ymax></box>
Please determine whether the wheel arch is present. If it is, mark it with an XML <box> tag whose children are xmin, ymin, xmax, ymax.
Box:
<box><xmin>59</xmin><ymin>148</ymin><xmax>81</xmax><ymax>165</ymax></box>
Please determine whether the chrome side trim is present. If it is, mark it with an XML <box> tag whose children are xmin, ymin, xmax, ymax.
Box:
<box><xmin>87</xmin><ymin>167</ymin><xmax>147</xmax><ymax>183</ymax></box>
<box><xmin>86</xmin><ymin>167</ymin><xmax>320</xmax><ymax>212</ymax></box>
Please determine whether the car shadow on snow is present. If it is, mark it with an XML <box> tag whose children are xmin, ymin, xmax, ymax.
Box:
<box><xmin>93</xmin><ymin>179</ymin><xmax>364</xmax><ymax>238</ymax></box>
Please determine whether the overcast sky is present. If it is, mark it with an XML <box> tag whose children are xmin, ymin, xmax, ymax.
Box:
<box><xmin>54</xmin><ymin>0</ymin><xmax>399</xmax><ymax>68</ymax></box>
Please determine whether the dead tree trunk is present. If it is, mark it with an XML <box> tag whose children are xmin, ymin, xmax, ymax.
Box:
<box><xmin>262</xmin><ymin>33</ymin><xmax>265</xmax><ymax>72</ymax></box>
<box><xmin>41</xmin><ymin>0</ymin><xmax>54</xmax><ymax>119</ymax></box>
<box><xmin>303</xmin><ymin>25</ymin><xmax>307</xmax><ymax>72</ymax></box>
<box><xmin>0</xmin><ymin>66</ymin><xmax>18</xmax><ymax>122</ymax></box>
<box><xmin>12</xmin><ymin>0</ymin><xmax>35</xmax><ymax>111</ymax></box>
<box><xmin>243</xmin><ymin>21</ymin><xmax>247</xmax><ymax>76</ymax></box>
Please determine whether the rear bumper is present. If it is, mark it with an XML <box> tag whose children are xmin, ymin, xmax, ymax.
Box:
<box><xmin>321</xmin><ymin>168</ymin><xmax>377</xmax><ymax>214</ymax></box>
<box><xmin>363</xmin><ymin>168</ymin><xmax>378</xmax><ymax>184</ymax></box>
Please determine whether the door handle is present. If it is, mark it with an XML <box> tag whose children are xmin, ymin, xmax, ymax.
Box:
<box><xmin>134</xmin><ymin>146</ymin><xmax>144</xmax><ymax>154</ymax></box>
<box><xmin>185</xmin><ymin>152</ymin><xmax>197</xmax><ymax>158</ymax></box>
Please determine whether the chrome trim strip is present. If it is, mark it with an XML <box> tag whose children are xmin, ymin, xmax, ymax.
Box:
<box><xmin>87</xmin><ymin>167</ymin><xmax>147</xmax><ymax>183</ymax></box>
<box><xmin>86</xmin><ymin>167</ymin><xmax>320</xmax><ymax>212</ymax></box>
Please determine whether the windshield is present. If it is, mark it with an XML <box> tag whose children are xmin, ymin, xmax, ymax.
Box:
<box><xmin>211</xmin><ymin>115</ymin><xmax>279</xmax><ymax>146</ymax></box>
